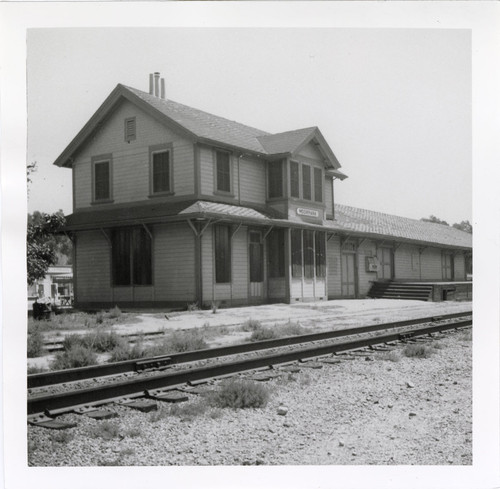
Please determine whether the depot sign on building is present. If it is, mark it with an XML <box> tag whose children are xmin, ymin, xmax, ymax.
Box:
<box><xmin>297</xmin><ymin>207</ymin><xmax>320</xmax><ymax>218</ymax></box>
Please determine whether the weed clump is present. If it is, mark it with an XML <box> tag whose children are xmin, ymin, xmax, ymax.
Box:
<box><xmin>27</xmin><ymin>328</ymin><xmax>45</xmax><ymax>358</ymax></box>
<box><xmin>250</xmin><ymin>327</ymin><xmax>278</xmax><ymax>342</ymax></box>
<box><xmin>108</xmin><ymin>306</ymin><xmax>122</xmax><ymax>319</ymax></box>
<box><xmin>403</xmin><ymin>343</ymin><xmax>435</xmax><ymax>359</ymax></box>
<box><xmin>248</xmin><ymin>319</ymin><xmax>306</xmax><ymax>342</ymax></box>
<box><xmin>51</xmin><ymin>345</ymin><xmax>98</xmax><ymax>370</ymax></box>
<box><xmin>167</xmin><ymin>330</ymin><xmax>208</xmax><ymax>353</ymax></box>
<box><xmin>63</xmin><ymin>330</ymin><xmax>126</xmax><ymax>353</ymax></box>
<box><xmin>170</xmin><ymin>402</ymin><xmax>208</xmax><ymax>420</ymax></box>
<box><xmin>87</xmin><ymin>420</ymin><xmax>120</xmax><ymax>440</ymax></box>
<box><xmin>209</xmin><ymin>380</ymin><xmax>270</xmax><ymax>409</ymax></box>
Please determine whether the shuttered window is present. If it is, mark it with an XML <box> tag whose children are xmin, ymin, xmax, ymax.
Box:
<box><xmin>112</xmin><ymin>227</ymin><xmax>152</xmax><ymax>286</ymax></box>
<box><xmin>94</xmin><ymin>160</ymin><xmax>110</xmax><ymax>201</ymax></box>
<box><xmin>216</xmin><ymin>151</ymin><xmax>231</xmax><ymax>193</ymax></box>
<box><xmin>215</xmin><ymin>225</ymin><xmax>231</xmax><ymax>283</ymax></box>
<box><xmin>124</xmin><ymin>117</ymin><xmax>136</xmax><ymax>142</ymax></box>
<box><xmin>303</xmin><ymin>230</ymin><xmax>314</xmax><ymax>279</ymax></box>
<box><xmin>314</xmin><ymin>167</ymin><xmax>322</xmax><ymax>202</ymax></box>
<box><xmin>291</xmin><ymin>229</ymin><xmax>302</xmax><ymax>278</ymax></box>
<box><xmin>268</xmin><ymin>229</ymin><xmax>285</xmax><ymax>278</ymax></box>
<box><xmin>290</xmin><ymin>161</ymin><xmax>300</xmax><ymax>198</ymax></box>
<box><xmin>152</xmin><ymin>151</ymin><xmax>170</xmax><ymax>193</ymax></box>
<box><xmin>302</xmin><ymin>165</ymin><xmax>311</xmax><ymax>200</ymax></box>
<box><xmin>315</xmin><ymin>232</ymin><xmax>326</xmax><ymax>277</ymax></box>
<box><xmin>268</xmin><ymin>161</ymin><xmax>283</xmax><ymax>199</ymax></box>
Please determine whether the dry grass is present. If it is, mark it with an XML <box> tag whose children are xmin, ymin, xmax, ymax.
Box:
<box><xmin>403</xmin><ymin>343</ymin><xmax>435</xmax><ymax>359</ymax></box>
<box><xmin>209</xmin><ymin>379</ymin><xmax>270</xmax><ymax>409</ymax></box>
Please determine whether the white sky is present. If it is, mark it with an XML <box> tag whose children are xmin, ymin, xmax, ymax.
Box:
<box><xmin>27</xmin><ymin>27</ymin><xmax>472</xmax><ymax>224</ymax></box>
<box><xmin>1</xmin><ymin>3</ymin><xmax>499</xmax><ymax>489</ymax></box>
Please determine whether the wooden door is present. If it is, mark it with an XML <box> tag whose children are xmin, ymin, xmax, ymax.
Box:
<box><xmin>341</xmin><ymin>252</ymin><xmax>356</xmax><ymax>297</ymax></box>
<box><xmin>249</xmin><ymin>231</ymin><xmax>264</xmax><ymax>300</ymax></box>
<box><xmin>378</xmin><ymin>247</ymin><xmax>394</xmax><ymax>279</ymax></box>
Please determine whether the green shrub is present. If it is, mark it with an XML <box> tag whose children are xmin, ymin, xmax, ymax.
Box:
<box><xmin>51</xmin><ymin>345</ymin><xmax>98</xmax><ymax>370</ymax></box>
<box><xmin>248</xmin><ymin>320</ymin><xmax>306</xmax><ymax>342</ymax></box>
<box><xmin>95</xmin><ymin>311</ymin><xmax>105</xmax><ymax>325</ymax></box>
<box><xmin>210</xmin><ymin>380</ymin><xmax>270</xmax><ymax>409</ymax></box>
<box><xmin>403</xmin><ymin>343</ymin><xmax>435</xmax><ymax>358</ymax></box>
<box><xmin>27</xmin><ymin>328</ymin><xmax>45</xmax><ymax>358</ymax></box>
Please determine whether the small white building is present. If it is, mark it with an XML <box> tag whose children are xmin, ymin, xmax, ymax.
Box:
<box><xmin>28</xmin><ymin>265</ymin><xmax>74</xmax><ymax>308</ymax></box>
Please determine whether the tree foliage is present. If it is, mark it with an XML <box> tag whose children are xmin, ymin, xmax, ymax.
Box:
<box><xmin>421</xmin><ymin>215</ymin><xmax>449</xmax><ymax>226</ymax></box>
<box><xmin>452</xmin><ymin>220</ymin><xmax>473</xmax><ymax>234</ymax></box>
<box><xmin>421</xmin><ymin>215</ymin><xmax>472</xmax><ymax>234</ymax></box>
<box><xmin>27</xmin><ymin>211</ymin><xmax>69</xmax><ymax>286</ymax></box>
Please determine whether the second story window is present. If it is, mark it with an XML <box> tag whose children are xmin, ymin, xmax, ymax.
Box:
<box><xmin>314</xmin><ymin>167</ymin><xmax>322</xmax><ymax>202</ymax></box>
<box><xmin>290</xmin><ymin>161</ymin><xmax>300</xmax><ymax>198</ymax></box>
<box><xmin>152</xmin><ymin>151</ymin><xmax>170</xmax><ymax>193</ymax></box>
<box><xmin>302</xmin><ymin>164</ymin><xmax>311</xmax><ymax>200</ymax></box>
<box><xmin>216</xmin><ymin>150</ymin><xmax>231</xmax><ymax>193</ymax></box>
<box><xmin>268</xmin><ymin>161</ymin><xmax>283</xmax><ymax>199</ymax></box>
<box><xmin>92</xmin><ymin>154</ymin><xmax>112</xmax><ymax>203</ymax></box>
<box><xmin>149</xmin><ymin>143</ymin><xmax>173</xmax><ymax>196</ymax></box>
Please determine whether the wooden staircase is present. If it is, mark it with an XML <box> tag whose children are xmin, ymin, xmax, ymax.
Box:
<box><xmin>367</xmin><ymin>281</ymin><xmax>433</xmax><ymax>301</ymax></box>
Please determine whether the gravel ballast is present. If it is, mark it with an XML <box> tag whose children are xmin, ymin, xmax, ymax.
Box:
<box><xmin>28</xmin><ymin>328</ymin><xmax>472</xmax><ymax>466</ymax></box>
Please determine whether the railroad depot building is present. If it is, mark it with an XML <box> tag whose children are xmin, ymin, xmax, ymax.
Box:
<box><xmin>54</xmin><ymin>73</ymin><xmax>472</xmax><ymax>309</ymax></box>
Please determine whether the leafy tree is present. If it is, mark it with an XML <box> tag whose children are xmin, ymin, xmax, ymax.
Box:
<box><xmin>421</xmin><ymin>215</ymin><xmax>449</xmax><ymax>226</ymax></box>
<box><xmin>27</xmin><ymin>211</ymin><xmax>67</xmax><ymax>286</ymax></box>
<box><xmin>452</xmin><ymin>220</ymin><xmax>473</xmax><ymax>234</ymax></box>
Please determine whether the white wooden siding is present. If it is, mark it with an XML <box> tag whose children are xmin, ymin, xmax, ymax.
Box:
<box><xmin>239</xmin><ymin>157</ymin><xmax>266</xmax><ymax>204</ymax></box>
<box><xmin>296</xmin><ymin>142</ymin><xmax>324</xmax><ymax>161</ymax></box>
<box><xmin>73</xmin><ymin>100</ymin><xmax>194</xmax><ymax>209</ymax></box>
<box><xmin>76</xmin><ymin>231</ymin><xmax>112</xmax><ymax>302</ymax></box>
<box><xmin>154</xmin><ymin>223</ymin><xmax>196</xmax><ymax>302</ymax></box>
<box><xmin>420</xmin><ymin>248</ymin><xmax>443</xmax><ymax>280</ymax></box>
<box><xmin>394</xmin><ymin>245</ymin><xmax>421</xmax><ymax>280</ymax></box>
<box><xmin>327</xmin><ymin>236</ymin><xmax>342</xmax><ymax>297</ymax></box>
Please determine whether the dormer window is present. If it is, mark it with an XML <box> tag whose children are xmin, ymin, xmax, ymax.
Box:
<box><xmin>302</xmin><ymin>164</ymin><xmax>311</xmax><ymax>200</ymax></box>
<box><xmin>314</xmin><ymin>167</ymin><xmax>323</xmax><ymax>202</ymax></box>
<box><xmin>290</xmin><ymin>161</ymin><xmax>300</xmax><ymax>198</ymax></box>
<box><xmin>92</xmin><ymin>154</ymin><xmax>113</xmax><ymax>203</ymax></box>
<box><xmin>215</xmin><ymin>150</ymin><xmax>231</xmax><ymax>194</ymax></box>
<box><xmin>149</xmin><ymin>143</ymin><xmax>173</xmax><ymax>196</ymax></box>
<box><xmin>124</xmin><ymin>117</ymin><xmax>136</xmax><ymax>142</ymax></box>
<box><xmin>268</xmin><ymin>161</ymin><xmax>283</xmax><ymax>199</ymax></box>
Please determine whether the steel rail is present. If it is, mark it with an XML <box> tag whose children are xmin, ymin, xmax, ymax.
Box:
<box><xmin>28</xmin><ymin>311</ymin><xmax>471</xmax><ymax>389</ymax></box>
<box><xmin>28</xmin><ymin>317</ymin><xmax>471</xmax><ymax>415</ymax></box>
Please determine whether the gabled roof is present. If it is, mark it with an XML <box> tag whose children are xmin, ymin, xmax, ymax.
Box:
<box><xmin>325</xmin><ymin>204</ymin><xmax>472</xmax><ymax>249</ymax></box>
<box><xmin>53</xmin><ymin>84</ymin><xmax>344</xmax><ymax>172</ymax></box>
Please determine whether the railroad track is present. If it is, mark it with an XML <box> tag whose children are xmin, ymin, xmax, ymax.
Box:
<box><xmin>28</xmin><ymin>311</ymin><xmax>472</xmax><ymax>425</ymax></box>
